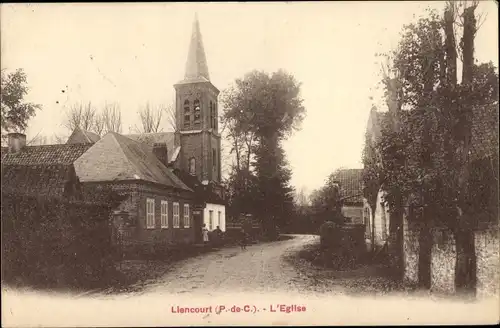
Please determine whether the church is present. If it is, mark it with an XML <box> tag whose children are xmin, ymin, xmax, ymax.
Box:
<box><xmin>2</xmin><ymin>15</ymin><xmax>225</xmax><ymax>249</ymax></box>
<box><xmin>66</xmin><ymin>14</ymin><xmax>226</xmax><ymax>247</ymax></box>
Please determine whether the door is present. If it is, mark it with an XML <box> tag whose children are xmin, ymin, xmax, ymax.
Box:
<box><xmin>193</xmin><ymin>209</ymin><xmax>203</xmax><ymax>243</ymax></box>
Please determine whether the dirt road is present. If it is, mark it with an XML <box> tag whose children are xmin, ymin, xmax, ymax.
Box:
<box><xmin>139</xmin><ymin>234</ymin><xmax>316</xmax><ymax>296</ymax></box>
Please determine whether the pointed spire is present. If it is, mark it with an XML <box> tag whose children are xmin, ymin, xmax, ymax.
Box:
<box><xmin>184</xmin><ymin>13</ymin><xmax>210</xmax><ymax>81</ymax></box>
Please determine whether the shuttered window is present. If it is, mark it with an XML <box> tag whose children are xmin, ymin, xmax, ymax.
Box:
<box><xmin>183</xmin><ymin>204</ymin><xmax>190</xmax><ymax>228</ymax></box>
<box><xmin>173</xmin><ymin>202</ymin><xmax>180</xmax><ymax>228</ymax></box>
<box><xmin>161</xmin><ymin>200</ymin><xmax>169</xmax><ymax>228</ymax></box>
<box><xmin>146</xmin><ymin>198</ymin><xmax>155</xmax><ymax>229</ymax></box>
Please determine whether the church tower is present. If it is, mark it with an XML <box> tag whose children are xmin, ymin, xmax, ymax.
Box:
<box><xmin>174</xmin><ymin>14</ymin><xmax>221</xmax><ymax>185</ymax></box>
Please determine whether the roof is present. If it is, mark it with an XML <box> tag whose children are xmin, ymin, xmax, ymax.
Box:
<box><xmin>367</xmin><ymin>102</ymin><xmax>498</xmax><ymax>162</ymax></box>
<box><xmin>74</xmin><ymin>132</ymin><xmax>191</xmax><ymax>191</ymax></box>
<box><xmin>333</xmin><ymin>169</ymin><xmax>363</xmax><ymax>204</ymax></box>
<box><xmin>1</xmin><ymin>144</ymin><xmax>92</xmax><ymax>166</ymax></box>
<box><xmin>366</xmin><ymin>107</ymin><xmax>388</xmax><ymax>142</ymax></box>
<box><xmin>173</xmin><ymin>168</ymin><xmax>226</xmax><ymax>205</ymax></box>
<box><xmin>183</xmin><ymin>14</ymin><xmax>210</xmax><ymax>82</ymax></box>
<box><xmin>1</xmin><ymin>163</ymin><xmax>77</xmax><ymax>198</ymax></box>
<box><xmin>123</xmin><ymin>132</ymin><xmax>180</xmax><ymax>163</ymax></box>
<box><xmin>66</xmin><ymin>127</ymin><xmax>101</xmax><ymax>144</ymax></box>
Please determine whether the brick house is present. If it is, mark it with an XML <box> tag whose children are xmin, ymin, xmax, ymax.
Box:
<box><xmin>362</xmin><ymin>102</ymin><xmax>499</xmax><ymax>297</ymax></box>
<box><xmin>73</xmin><ymin>131</ymin><xmax>196</xmax><ymax>248</ymax></box>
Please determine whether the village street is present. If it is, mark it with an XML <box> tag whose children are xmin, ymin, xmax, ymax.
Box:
<box><xmin>98</xmin><ymin>235</ymin><xmax>402</xmax><ymax>297</ymax></box>
<box><xmin>122</xmin><ymin>235</ymin><xmax>317</xmax><ymax>296</ymax></box>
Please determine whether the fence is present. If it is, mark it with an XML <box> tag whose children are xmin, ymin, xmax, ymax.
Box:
<box><xmin>1</xmin><ymin>192</ymin><xmax>115</xmax><ymax>289</ymax></box>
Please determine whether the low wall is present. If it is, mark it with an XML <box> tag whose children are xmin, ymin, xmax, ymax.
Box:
<box><xmin>403</xmin><ymin>216</ymin><xmax>499</xmax><ymax>297</ymax></box>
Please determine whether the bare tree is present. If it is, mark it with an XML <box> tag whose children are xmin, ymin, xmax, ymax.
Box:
<box><xmin>63</xmin><ymin>102</ymin><xmax>96</xmax><ymax>132</ymax></box>
<box><xmin>163</xmin><ymin>104</ymin><xmax>177</xmax><ymax>132</ymax></box>
<box><xmin>101</xmin><ymin>102</ymin><xmax>123</xmax><ymax>134</ymax></box>
<box><xmin>134</xmin><ymin>102</ymin><xmax>164</xmax><ymax>133</ymax></box>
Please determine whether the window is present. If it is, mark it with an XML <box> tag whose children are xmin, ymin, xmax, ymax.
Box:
<box><xmin>218</xmin><ymin>211</ymin><xmax>221</xmax><ymax>228</ymax></box>
<box><xmin>210</xmin><ymin>101</ymin><xmax>217</xmax><ymax>129</ymax></box>
<box><xmin>209</xmin><ymin>210</ymin><xmax>213</xmax><ymax>230</ymax></box>
<box><xmin>183</xmin><ymin>204</ymin><xmax>190</xmax><ymax>228</ymax></box>
<box><xmin>173</xmin><ymin>202</ymin><xmax>180</xmax><ymax>228</ymax></box>
<box><xmin>212</xmin><ymin>149</ymin><xmax>217</xmax><ymax>169</ymax></box>
<box><xmin>146</xmin><ymin>198</ymin><xmax>155</xmax><ymax>229</ymax></box>
<box><xmin>189</xmin><ymin>157</ymin><xmax>196</xmax><ymax>175</ymax></box>
<box><xmin>194</xmin><ymin>100</ymin><xmax>201</xmax><ymax>127</ymax></box>
<box><xmin>161</xmin><ymin>200</ymin><xmax>169</xmax><ymax>228</ymax></box>
<box><xmin>183</xmin><ymin>100</ymin><xmax>191</xmax><ymax>129</ymax></box>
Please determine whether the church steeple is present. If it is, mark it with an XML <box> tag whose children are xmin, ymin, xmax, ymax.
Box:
<box><xmin>184</xmin><ymin>13</ymin><xmax>210</xmax><ymax>81</ymax></box>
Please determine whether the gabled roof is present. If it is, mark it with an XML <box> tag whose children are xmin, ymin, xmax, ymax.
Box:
<box><xmin>66</xmin><ymin>127</ymin><xmax>101</xmax><ymax>144</ymax></box>
<box><xmin>1</xmin><ymin>163</ymin><xmax>78</xmax><ymax>198</ymax></box>
<box><xmin>74</xmin><ymin>132</ymin><xmax>191</xmax><ymax>191</ymax></box>
<box><xmin>1</xmin><ymin>144</ymin><xmax>92</xmax><ymax>166</ymax></box>
<box><xmin>366</xmin><ymin>107</ymin><xmax>388</xmax><ymax>142</ymax></box>
<box><xmin>334</xmin><ymin>168</ymin><xmax>363</xmax><ymax>204</ymax></box>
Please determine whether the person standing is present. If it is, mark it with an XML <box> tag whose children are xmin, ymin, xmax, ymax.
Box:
<box><xmin>202</xmin><ymin>224</ymin><xmax>209</xmax><ymax>244</ymax></box>
<box><xmin>239</xmin><ymin>227</ymin><xmax>247</xmax><ymax>250</ymax></box>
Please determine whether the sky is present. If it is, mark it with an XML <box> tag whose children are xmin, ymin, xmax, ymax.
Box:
<box><xmin>1</xmin><ymin>1</ymin><xmax>498</xmax><ymax>193</ymax></box>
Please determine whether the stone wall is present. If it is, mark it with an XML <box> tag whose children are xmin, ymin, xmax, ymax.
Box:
<box><xmin>403</xmin><ymin>212</ymin><xmax>419</xmax><ymax>285</ymax></box>
<box><xmin>403</xmin><ymin>214</ymin><xmax>499</xmax><ymax>298</ymax></box>
<box><xmin>475</xmin><ymin>226</ymin><xmax>500</xmax><ymax>298</ymax></box>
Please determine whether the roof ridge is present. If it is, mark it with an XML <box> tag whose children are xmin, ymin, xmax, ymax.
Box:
<box><xmin>108</xmin><ymin>133</ymin><xmax>144</xmax><ymax>180</ymax></box>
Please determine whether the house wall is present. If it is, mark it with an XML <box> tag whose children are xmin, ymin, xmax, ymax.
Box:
<box><xmin>203</xmin><ymin>203</ymin><xmax>226</xmax><ymax>231</ymax></box>
<box><xmin>87</xmin><ymin>181</ymin><xmax>196</xmax><ymax>248</ymax></box>
<box><xmin>372</xmin><ymin>189</ymin><xmax>390</xmax><ymax>248</ymax></box>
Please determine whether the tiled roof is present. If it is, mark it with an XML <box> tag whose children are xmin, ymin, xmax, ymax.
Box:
<box><xmin>334</xmin><ymin>169</ymin><xmax>363</xmax><ymax>204</ymax></box>
<box><xmin>1</xmin><ymin>144</ymin><xmax>92</xmax><ymax>166</ymax></box>
<box><xmin>74</xmin><ymin>132</ymin><xmax>191</xmax><ymax>191</ymax></box>
<box><xmin>1</xmin><ymin>163</ymin><xmax>77</xmax><ymax>198</ymax></box>
<box><xmin>125</xmin><ymin>131</ymin><xmax>175</xmax><ymax>148</ymax></box>
<box><xmin>66</xmin><ymin>127</ymin><xmax>101</xmax><ymax>144</ymax></box>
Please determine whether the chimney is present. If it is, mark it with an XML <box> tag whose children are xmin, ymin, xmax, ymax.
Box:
<box><xmin>7</xmin><ymin>133</ymin><xmax>27</xmax><ymax>153</ymax></box>
<box><xmin>153</xmin><ymin>143</ymin><xmax>169</xmax><ymax>167</ymax></box>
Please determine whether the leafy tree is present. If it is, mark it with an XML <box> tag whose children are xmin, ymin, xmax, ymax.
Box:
<box><xmin>374</xmin><ymin>1</ymin><xmax>498</xmax><ymax>294</ymax></box>
<box><xmin>220</xmin><ymin>70</ymin><xmax>306</xmax><ymax>237</ymax></box>
<box><xmin>1</xmin><ymin>69</ymin><xmax>41</xmax><ymax>140</ymax></box>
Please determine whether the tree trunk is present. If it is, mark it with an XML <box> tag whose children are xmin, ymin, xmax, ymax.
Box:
<box><xmin>453</xmin><ymin>2</ymin><xmax>478</xmax><ymax>298</ymax></box>
<box><xmin>388</xmin><ymin>200</ymin><xmax>404</xmax><ymax>280</ymax></box>
<box><xmin>454</xmin><ymin>224</ymin><xmax>477</xmax><ymax>298</ymax></box>
<box><xmin>444</xmin><ymin>3</ymin><xmax>457</xmax><ymax>86</ymax></box>
<box><xmin>418</xmin><ymin>208</ymin><xmax>432</xmax><ymax>289</ymax></box>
